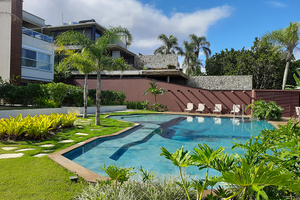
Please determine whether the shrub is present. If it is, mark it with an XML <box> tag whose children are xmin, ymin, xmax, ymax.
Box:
<box><xmin>124</xmin><ymin>100</ymin><xmax>150</xmax><ymax>109</ymax></box>
<box><xmin>0</xmin><ymin>113</ymin><xmax>78</xmax><ymax>140</ymax></box>
<box><xmin>245</xmin><ymin>100</ymin><xmax>284</xmax><ymax>121</ymax></box>
<box><xmin>63</xmin><ymin>85</ymin><xmax>84</xmax><ymax>106</ymax></box>
<box><xmin>88</xmin><ymin>89</ymin><xmax>126</xmax><ymax>105</ymax></box>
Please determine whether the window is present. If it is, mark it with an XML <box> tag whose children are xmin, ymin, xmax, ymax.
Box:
<box><xmin>22</xmin><ymin>48</ymin><xmax>52</xmax><ymax>71</ymax></box>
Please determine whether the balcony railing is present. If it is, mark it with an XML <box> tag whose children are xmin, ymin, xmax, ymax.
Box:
<box><xmin>22</xmin><ymin>27</ymin><xmax>53</xmax><ymax>43</ymax></box>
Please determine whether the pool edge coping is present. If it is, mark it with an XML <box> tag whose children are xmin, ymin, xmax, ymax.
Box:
<box><xmin>48</xmin><ymin>121</ymin><xmax>141</xmax><ymax>183</ymax></box>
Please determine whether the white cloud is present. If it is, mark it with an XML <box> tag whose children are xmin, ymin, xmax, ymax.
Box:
<box><xmin>23</xmin><ymin>0</ymin><xmax>233</xmax><ymax>55</ymax></box>
<box><xmin>266</xmin><ymin>1</ymin><xmax>287</xmax><ymax>8</ymax></box>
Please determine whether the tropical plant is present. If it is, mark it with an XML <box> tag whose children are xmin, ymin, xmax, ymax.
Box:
<box><xmin>154</xmin><ymin>34</ymin><xmax>183</xmax><ymax>54</ymax></box>
<box><xmin>245</xmin><ymin>100</ymin><xmax>284</xmax><ymax>121</ymax></box>
<box><xmin>189</xmin><ymin>34</ymin><xmax>211</xmax><ymax>60</ymax></box>
<box><xmin>260</xmin><ymin>22</ymin><xmax>300</xmax><ymax>90</ymax></box>
<box><xmin>56</xmin><ymin>45</ymin><xmax>95</xmax><ymax>118</ymax></box>
<box><xmin>180</xmin><ymin>40</ymin><xmax>201</xmax><ymax>76</ymax></box>
<box><xmin>138</xmin><ymin>166</ymin><xmax>157</xmax><ymax>184</ymax></box>
<box><xmin>160</xmin><ymin>146</ymin><xmax>194</xmax><ymax>200</ymax></box>
<box><xmin>55</xmin><ymin>26</ymin><xmax>133</xmax><ymax>125</ymax></box>
<box><xmin>143</xmin><ymin>80</ymin><xmax>166</xmax><ymax>104</ymax></box>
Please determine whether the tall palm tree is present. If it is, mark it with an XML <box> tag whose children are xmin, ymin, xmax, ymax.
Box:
<box><xmin>181</xmin><ymin>41</ymin><xmax>203</xmax><ymax>76</ymax></box>
<box><xmin>56</xmin><ymin>48</ymin><xmax>95</xmax><ymax>118</ymax></box>
<box><xmin>55</xmin><ymin>27</ymin><xmax>133</xmax><ymax>125</ymax></box>
<box><xmin>154</xmin><ymin>34</ymin><xmax>183</xmax><ymax>54</ymax></box>
<box><xmin>260</xmin><ymin>22</ymin><xmax>300</xmax><ymax>90</ymax></box>
<box><xmin>143</xmin><ymin>80</ymin><xmax>166</xmax><ymax>103</ymax></box>
<box><xmin>189</xmin><ymin>34</ymin><xmax>211</xmax><ymax>60</ymax></box>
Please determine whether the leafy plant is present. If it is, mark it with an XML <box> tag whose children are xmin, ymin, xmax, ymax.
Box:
<box><xmin>160</xmin><ymin>146</ymin><xmax>194</xmax><ymax>200</ymax></box>
<box><xmin>245</xmin><ymin>100</ymin><xmax>284</xmax><ymax>121</ymax></box>
<box><xmin>143</xmin><ymin>80</ymin><xmax>166</xmax><ymax>103</ymax></box>
<box><xmin>138</xmin><ymin>166</ymin><xmax>157</xmax><ymax>184</ymax></box>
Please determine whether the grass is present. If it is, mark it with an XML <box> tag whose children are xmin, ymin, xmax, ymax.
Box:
<box><xmin>0</xmin><ymin>110</ymin><xmax>156</xmax><ymax>200</ymax></box>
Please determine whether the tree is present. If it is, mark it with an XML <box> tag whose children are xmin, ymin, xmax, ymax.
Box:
<box><xmin>56</xmin><ymin>48</ymin><xmax>95</xmax><ymax>118</ymax></box>
<box><xmin>143</xmin><ymin>80</ymin><xmax>166</xmax><ymax>103</ymax></box>
<box><xmin>55</xmin><ymin>27</ymin><xmax>133</xmax><ymax>125</ymax></box>
<box><xmin>260</xmin><ymin>22</ymin><xmax>300</xmax><ymax>90</ymax></box>
<box><xmin>154</xmin><ymin>34</ymin><xmax>183</xmax><ymax>54</ymax></box>
<box><xmin>205</xmin><ymin>38</ymin><xmax>297</xmax><ymax>89</ymax></box>
<box><xmin>189</xmin><ymin>34</ymin><xmax>211</xmax><ymax>60</ymax></box>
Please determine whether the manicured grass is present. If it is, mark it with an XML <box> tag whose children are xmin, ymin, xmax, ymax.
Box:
<box><xmin>0</xmin><ymin>110</ymin><xmax>153</xmax><ymax>200</ymax></box>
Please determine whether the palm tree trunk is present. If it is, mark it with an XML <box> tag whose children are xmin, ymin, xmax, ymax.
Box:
<box><xmin>95</xmin><ymin>70</ymin><xmax>101</xmax><ymax>125</ymax></box>
<box><xmin>83</xmin><ymin>74</ymin><xmax>88</xmax><ymax>118</ymax></box>
<box><xmin>282</xmin><ymin>52</ymin><xmax>292</xmax><ymax>90</ymax></box>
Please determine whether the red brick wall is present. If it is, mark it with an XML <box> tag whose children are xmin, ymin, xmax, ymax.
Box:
<box><xmin>69</xmin><ymin>78</ymin><xmax>252</xmax><ymax>114</ymax></box>
<box><xmin>10</xmin><ymin>0</ymin><xmax>23</xmax><ymax>84</ymax></box>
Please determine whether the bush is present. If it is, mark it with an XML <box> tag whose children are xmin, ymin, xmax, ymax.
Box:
<box><xmin>245</xmin><ymin>100</ymin><xmax>284</xmax><ymax>121</ymax></box>
<box><xmin>0</xmin><ymin>113</ymin><xmax>78</xmax><ymax>140</ymax></box>
<box><xmin>124</xmin><ymin>100</ymin><xmax>150</xmax><ymax>109</ymax></box>
<box><xmin>63</xmin><ymin>85</ymin><xmax>84</xmax><ymax>107</ymax></box>
<box><xmin>88</xmin><ymin>89</ymin><xmax>126</xmax><ymax>105</ymax></box>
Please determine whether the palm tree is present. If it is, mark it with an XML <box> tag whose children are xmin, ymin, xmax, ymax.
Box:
<box><xmin>181</xmin><ymin>41</ymin><xmax>203</xmax><ymax>76</ymax></box>
<box><xmin>143</xmin><ymin>80</ymin><xmax>166</xmax><ymax>103</ymax></box>
<box><xmin>189</xmin><ymin>34</ymin><xmax>211</xmax><ymax>60</ymax></box>
<box><xmin>260</xmin><ymin>22</ymin><xmax>300</xmax><ymax>90</ymax></box>
<box><xmin>56</xmin><ymin>48</ymin><xmax>95</xmax><ymax>118</ymax></box>
<box><xmin>154</xmin><ymin>34</ymin><xmax>183</xmax><ymax>54</ymax></box>
<box><xmin>55</xmin><ymin>27</ymin><xmax>133</xmax><ymax>125</ymax></box>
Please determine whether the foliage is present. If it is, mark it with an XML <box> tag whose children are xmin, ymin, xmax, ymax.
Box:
<box><xmin>143</xmin><ymin>80</ymin><xmax>167</xmax><ymax>103</ymax></box>
<box><xmin>88</xmin><ymin>89</ymin><xmax>126</xmax><ymax>105</ymax></box>
<box><xmin>245</xmin><ymin>100</ymin><xmax>284</xmax><ymax>121</ymax></box>
<box><xmin>123</xmin><ymin>100</ymin><xmax>150</xmax><ymax>109</ymax></box>
<box><xmin>0</xmin><ymin>113</ymin><xmax>78</xmax><ymax>140</ymax></box>
<box><xmin>149</xmin><ymin>102</ymin><xmax>168</xmax><ymax>112</ymax></box>
<box><xmin>205</xmin><ymin>37</ymin><xmax>298</xmax><ymax>89</ymax></box>
<box><xmin>153</xmin><ymin>34</ymin><xmax>183</xmax><ymax>54</ymax></box>
<box><xmin>260</xmin><ymin>22</ymin><xmax>300</xmax><ymax>90</ymax></box>
<box><xmin>55</xmin><ymin>26</ymin><xmax>133</xmax><ymax>125</ymax></box>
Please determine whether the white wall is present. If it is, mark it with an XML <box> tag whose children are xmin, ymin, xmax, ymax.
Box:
<box><xmin>0</xmin><ymin>0</ymin><xmax>12</xmax><ymax>81</ymax></box>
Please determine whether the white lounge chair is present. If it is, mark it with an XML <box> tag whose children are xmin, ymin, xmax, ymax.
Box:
<box><xmin>295</xmin><ymin>107</ymin><xmax>300</xmax><ymax>121</ymax></box>
<box><xmin>184</xmin><ymin>103</ymin><xmax>194</xmax><ymax>112</ymax></box>
<box><xmin>231</xmin><ymin>104</ymin><xmax>240</xmax><ymax>114</ymax></box>
<box><xmin>213</xmin><ymin>104</ymin><xmax>222</xmax><ymax>114</ymax></box>
<box><xmin>196</xmin><ymin>103</ymin><xmax>205</xmax><ymax>113</ymax></box>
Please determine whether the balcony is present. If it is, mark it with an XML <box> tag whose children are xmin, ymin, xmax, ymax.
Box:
<box><xmin>22</xmin><ymin>27</ymin><xmax>53</xmax><ymax>43</ymax></box>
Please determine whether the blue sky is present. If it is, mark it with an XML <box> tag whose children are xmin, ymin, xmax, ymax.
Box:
<box><xmin>24</xmin><ymin>0</ymin><xmax>300</xmax><ymax>66</ymax></box>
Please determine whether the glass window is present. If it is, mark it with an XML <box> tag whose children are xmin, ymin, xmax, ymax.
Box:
<box><xmin>22</xmin><ymin>49</ymin><xmax>36</xmax><ymax>60</ymax></box>
<box><xmin>38</xmin><ymin>53</ymin><xmax>50</xmax><ymax>63</ymax></box>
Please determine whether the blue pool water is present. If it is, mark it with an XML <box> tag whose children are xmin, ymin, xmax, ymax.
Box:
<box><xmin>64</xmin><ymin>114</ymin><xmax>274</xmax><ymax>178</ymax></box>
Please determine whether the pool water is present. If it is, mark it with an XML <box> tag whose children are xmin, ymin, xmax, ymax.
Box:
<box><xmin>64</xmin><ymin>114</ymin><xmax>274</xmax><ymax>178</ymax></box>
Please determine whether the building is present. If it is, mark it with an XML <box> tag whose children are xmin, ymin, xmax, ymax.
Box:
<box><xmin>0</xmin><ymin>0</ymin><xmax>55</xmax><ymax>84</ymax></box>
<box><xmin>42</xmin><ymin>19</ymin><xmax>136</xmax><ymax>67</ymax></box>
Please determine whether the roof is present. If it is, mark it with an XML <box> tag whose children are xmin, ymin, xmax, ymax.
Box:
<box><xmin>43</xmin><ymin>22</ymin><xmax>107</xmax><ymax>34</ymax></box>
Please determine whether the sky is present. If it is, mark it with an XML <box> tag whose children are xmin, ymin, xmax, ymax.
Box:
<box><xmin>23</xmin><ymin>0</ymin><xmax>300</xmax><ymax>67</ymax></box>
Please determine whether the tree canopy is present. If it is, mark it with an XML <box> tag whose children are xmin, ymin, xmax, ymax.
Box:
<box><xmin>205</xmin><ymin>37</ymin><xmax>298</xmax><ymax>89</ymax></box>
<box><xmin>154</xmin><ymin>34</ymin><xmax>183</xmax><ymax>55</ymax></box>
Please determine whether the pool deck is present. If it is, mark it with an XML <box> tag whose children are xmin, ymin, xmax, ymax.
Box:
<box><xmin>48</xmin><ymin>112</ymin><xmax>292</xmax><ymax>184</ymax></box>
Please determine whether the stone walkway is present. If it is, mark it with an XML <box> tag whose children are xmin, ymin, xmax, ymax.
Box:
<box><xmin>0</xmin><ymin>132</ymin><xmax>89</xmax><ymax>159</ymax></box>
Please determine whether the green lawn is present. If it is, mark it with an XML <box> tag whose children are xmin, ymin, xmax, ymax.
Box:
<box><xmin>0</xmin><ymin>110</ymin><xmax>155</xmax><ymax>200</ymax></box>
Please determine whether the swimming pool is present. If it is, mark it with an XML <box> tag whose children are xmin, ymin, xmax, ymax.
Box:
<box><xmin>63</xmin><ymin>114</ymin><xmax>274</xmax><ymax>178</ymax></box>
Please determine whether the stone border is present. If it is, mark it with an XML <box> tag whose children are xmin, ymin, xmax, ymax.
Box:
<box><xmin>48</xmin><ymin>122</ymin><xmax>140</xmax><ymax>183</ymax></box>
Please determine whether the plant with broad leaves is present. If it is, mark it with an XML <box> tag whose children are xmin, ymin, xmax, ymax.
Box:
<box><xmin>160</xmin><ymin>146</ymin><xmax>193</xmax><ymax>200</ymax></box>
<box><xmin>245</xmin><ymin>100</ymin><xmax>284</xmax><ymax>121</ymax></box>
<box><xmin>138</xmin><ymin>166</ymin><xmax>157</xmax><ymax>184</ymax></box>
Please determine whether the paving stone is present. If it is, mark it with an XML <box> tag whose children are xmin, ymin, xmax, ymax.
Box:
<box><xmin>75</xmin><ymin>133</ymin><xmax>89</xmax><ymax>136</ymax></box>
<box><xmin>39</xmin><ymin>144</ymin><xmax>55</xmax><ymax>148</ymax></box>
<box><xmin>90</xmin><ymin>129</ymin><xmax>102</xmax><ymax>131</ymax></box>
<box><xmin>77</xmin><ymin>126</ymin><xmax>83</xmax><ymax>129</ymax></box>
<box><xmin>58</xmin><ymin>139</ymin><xmax>74</xmax><ymax>143</ymax></box>
<box><xmin>42</xmin><ymin>150</ymin><xmax>54</xmax><ymax>152</ymax></box>
<box><xmin>33</xmin><ymin>153</ymin><xmax>48</xmax><ymax>157</ymax></box>
<box><xmin>15</xmin><ymin>148</ymin><xmax>35</xmax><ymax>152</ymax></box>
<box><xmin>0</xmin><ymin>153</ymin><xmax>24</xmax><ymax>159</ymax></box>
<box><xmin>2</xmin><ymin>147</ymin><xmax>18</xmax><ymax>151</ymax></box>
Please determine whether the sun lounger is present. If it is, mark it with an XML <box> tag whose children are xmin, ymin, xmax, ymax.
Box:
<box><xmin>184</xmin><ymin>103</ymin><xmax>194</xmax><ymax>112</ymax></box>
<box><xmin>213</xmin><ymin>104</ymin><xmax>222</xmax><ymax>114</ymax></box>
<box><xmin>196</xmin><ymin>103</ymin><xmax>205</xmax><ymax>113</ymax></box>
<box><xmin>231</xmin><ymin>104</ymin><xmax>240</xmax><ymax>114</ymax></box>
